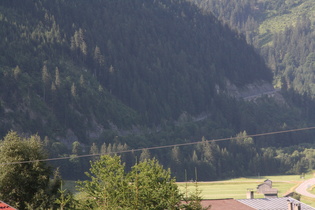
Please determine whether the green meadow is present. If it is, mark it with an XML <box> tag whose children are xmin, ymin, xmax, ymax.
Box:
<box><xmin>177</xmin><ymin>174</ymin><xmax>315</xmax><ymax>207</ymax></box>
<box><xmin>257</xmin><ymin>0</ymin><xmax>315</xmax><ymax>46</ymax></box>
<box><xmin>64</xmin><ymin>174</ymin><xmax>315</xmax><ymax>207</ymax></box>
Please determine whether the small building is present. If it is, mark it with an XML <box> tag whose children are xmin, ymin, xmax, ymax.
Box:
<box><xmin>257</xmin><ymin>179</ymin><xmax>273</xmax><ymax>193</ymax></box>
<box><xmin>257</xmin><ymin>179</ymin><xmax>278</xmax><ymax>198</ymax></box>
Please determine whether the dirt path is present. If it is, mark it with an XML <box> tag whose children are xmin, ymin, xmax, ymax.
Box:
<box><xmin>295</xmin><ymin>178</ymin><xmax>315</xmax><ymax>198</ymax></box>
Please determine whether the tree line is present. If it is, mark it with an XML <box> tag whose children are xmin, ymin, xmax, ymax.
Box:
<box><xmin>3</xmin><ymin>130</ymin><xmax>315</xmax><ymax>209</ymax></box>
<box><xmin>43</xmin><ymin>126</ymin><xmax>315</xmax><ymax>181</ymax></box>
<box><xmin>0</xmin><ymin>131</ymin><xmax>209</xmax><ymax>210</ymax></box>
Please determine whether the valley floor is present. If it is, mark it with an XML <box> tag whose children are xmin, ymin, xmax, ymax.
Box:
<box><xmin>177</xmin><ymin>174</ymin><xmax>315</xmax><ymax>207</ymax></box>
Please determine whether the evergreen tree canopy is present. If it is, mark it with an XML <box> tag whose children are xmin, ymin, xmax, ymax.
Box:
<box><xmin>78</xmin><ymin>155</ymin><xmax>181</xmax><ymax>209</ymax></box>
<box><xmin>0</xmin><ymin>131</ymin><xmax>61</xmax><ymax>210</ymax></box>
<box><xmin>0</xmin><ymin>0</ymin><xmax>272</xmax><ymax>140</ymax></box>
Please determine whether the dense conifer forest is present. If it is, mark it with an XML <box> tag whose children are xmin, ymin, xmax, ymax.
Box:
<box><xmin>1</xmin><ymin>0</ymin><xmax>315</xmax><ymax>182</ymax></box>
<box><xmin>190</xmin><ymin>0</ymin><xmax>315</xmax><ymax>96</ymax></box>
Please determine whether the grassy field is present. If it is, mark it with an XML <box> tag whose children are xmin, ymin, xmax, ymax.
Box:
<box><xmin>260</xmin><ymin>0</ymin><xmax>315</xmax><ymax>33</ymax></box>
<box><xmin>177</xmin><ymin>174</ymin><xmax>315</xmax><ymax>207</ymax></box>
<box><xmin>257</xmin><ymin>0</ymin><xmax>315</xmax><ymax>46</ymax></box>
<box><xmin>64</xmin><ymin>173</ymin><xmax>315</xmax><ymax>207</ymax></box>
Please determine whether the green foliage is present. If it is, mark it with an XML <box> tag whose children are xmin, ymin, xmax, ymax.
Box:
<box><xmin>0</xmin><ymin>131</ymin><xmax>61</xmax><ymax>210</ymax></box>
<box><xmin>1</xmin><ymin>0</ymin><xmax>315</xmax><ymax>184</ymax></box>
<box><xmin>181</xmin><ymin>171</ymin><xmax>211</xmax><ymax>210</ymax></box>
<box><xmin>77</xmin><ymin>155</ymin><xmax>127</xmax><ymax>209</ymax></box>
<box><xmin>128</xmin><ymin>158</ymin><xmax>181</xmax><ymax>209</ymax></box>
<box><xmin>77</xmin><ymin>155</ymin><xmax>182</xmax><ymax>209</ymax></box>
<box><xmin>181</xmin><ymin>189</ymin><xmax>210</xmax><ymax>210</ymax></box>
<box><xmin>54</xmin><ymin>187</ymin><xmax>76</xmax><ymax>210</ymax></box>
<box><xmin>292</xmin><ymin>192</ymin><xmax>301</xmax><ymax>201</ymax></box>
<box><xmin>0</xmin><ymin>0</ymin><xmax>272</xmax><ymax>140</ymax></box>
<box><xmin>190</xmin><ymin>0</ymin><xmax>315</xmax><ymax>97</ymax></box>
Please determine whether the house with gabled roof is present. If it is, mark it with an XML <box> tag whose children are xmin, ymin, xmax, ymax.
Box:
<box><xmin>257</xmin><ymin>179</ymin><xmax>278</xmax><ymax>198</ymax></box>
<box><xmin>193</xmin><ymin>179</ymin><xmax>315</xmax><ymax>210</ymax></box>
<box><xmin>238</xmin><ymin>197</ymin><xmax>314</xmax><ymax>210</ymax></box>
<box><xmin>198</xmin><ymin>198</ymin><xmax>255</xmax><ymax>210</ymax></box>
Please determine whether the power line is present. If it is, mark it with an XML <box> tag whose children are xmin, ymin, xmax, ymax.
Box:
<box><xmin>1</xmin><ymin>126</ymin><xmax>315</xmax><ymax>166</ymax></box>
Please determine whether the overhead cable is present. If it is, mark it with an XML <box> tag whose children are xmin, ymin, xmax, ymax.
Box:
<box><xmin>1</xmin><ymin>126</ymin><xmax>315</xmax><ymax>165</ymax></box>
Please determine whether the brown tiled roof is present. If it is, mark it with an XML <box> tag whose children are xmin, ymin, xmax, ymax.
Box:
<box><xmin>199</xmin><ymin>199</ymin><xmax>255</xmax><ymax>210</ymax></box>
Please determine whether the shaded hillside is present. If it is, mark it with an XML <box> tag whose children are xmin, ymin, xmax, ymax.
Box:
<box><xmin>0</xmin><ymin>0</ymin><xmax>272</xmax><ymax>141</ymax></box>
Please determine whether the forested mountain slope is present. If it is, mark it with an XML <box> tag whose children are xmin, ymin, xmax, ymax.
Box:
<box><xmin>190</xmin><ymin>0</ymin><xmax>315</xmax><ymax>96</ymax></box>
<box><xmin>2</xmin><ymin>0</ymin><xmax>315</xmax><ymax>181</ymax></box>
<box><xmin>0</xmin><ymin>0</ymin><xmax>272</xmax><ymax>141</ymax></box>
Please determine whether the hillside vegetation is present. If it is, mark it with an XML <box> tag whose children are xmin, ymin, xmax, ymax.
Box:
<box><xmin>258</xmin><ymin>0</ymin><xmax>315</xmax><ymax>36</ymax></box>
<box><xmin>0</xmin><ymin>0</ymin><xmax>273</xmax><ymax>140</ymax></box>
<box><xmin>1</xmin><ymin>0</ymin><xmax>315</xmax><ymax>181</ymax></box>
<box><xmin>191</xmin><ymin>0</ymin><xmax>315</xmax><ymax>95</ymax></box>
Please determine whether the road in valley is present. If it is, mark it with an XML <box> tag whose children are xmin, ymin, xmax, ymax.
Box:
<box><xmin>295</xmin><ymin>178</ymin><xmax>315</xmax><ymax>198</ymax></box>
<box><xmin>243</xmin><ymin>89</ymin><xmax>280</xmax><ymax>100</ymax></box>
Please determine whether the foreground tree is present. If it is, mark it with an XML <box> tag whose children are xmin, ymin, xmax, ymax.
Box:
<box><xmin>0</xmin><ymin>131</ymin><xmax>61</xmax><ymax>210</ymax></box>
<box><xmin>128</xmin><ymin>158</ymin><xmax>181</xmax><ymax>209</ymax></box>
<box><xmin>77</xmin><ymin>155</ymin><xmax>128</xmax><ymax>209</ymax></box>
<box><xmin>78</xmin><ymin>155</ymin><xmax>183</xmax><ymax>209</ymax></box>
